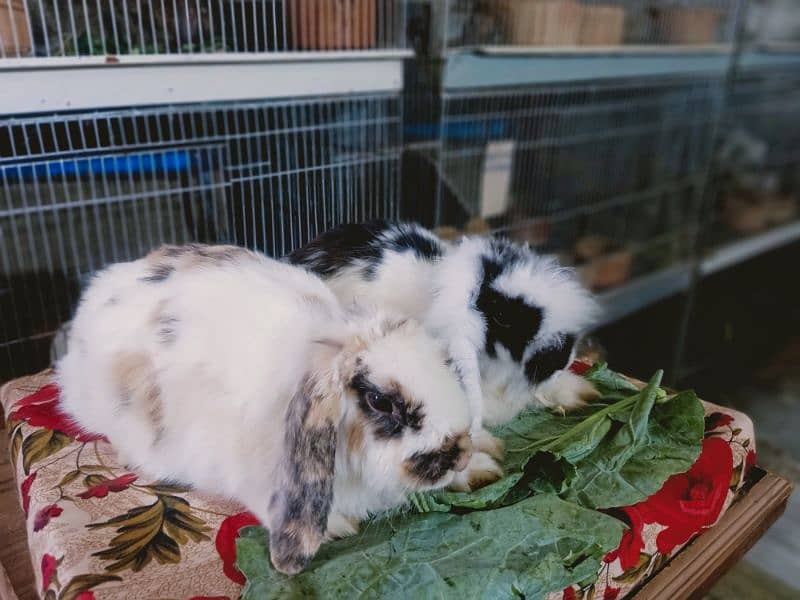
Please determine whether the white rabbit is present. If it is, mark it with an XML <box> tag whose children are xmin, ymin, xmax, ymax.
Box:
<box><xmin>288</xmin><ymin>222</ymin><xmax>599</xmax><ymax>460</ymax></box>
<box><xmin>57</xmin><ymin>244</ymin><xmax>488</xmax><ymax>575</ymax></box>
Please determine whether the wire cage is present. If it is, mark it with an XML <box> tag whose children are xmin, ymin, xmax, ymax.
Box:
<box><xmin>437</xmin><ymin>0</ymin><xmax>743</xmax><ymax>51</ymax></box>
<box><xmin>427</xmin><ymin>75</ymin><xmax>724</xmax><ymax>292</ymax></box>
<box><xmin>0</xmin><ymin>93</ymin><xmax>401</xmax><ymax>379</ymax></box>
<box><xmin>709</xmin><ymin>63</ymin><xmax>800</xmax><ymax>250</ymax></box>
<box><xmin>2</xmin><ymin>0</ymin><xmax>800</xmax><ymax>384</ymax></box>
<box><xmin>0</xmin><ymin>0</ymin><xmax>408</xmax><ymax>58</ymax></box>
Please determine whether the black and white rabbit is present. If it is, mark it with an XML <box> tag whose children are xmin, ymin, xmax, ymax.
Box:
<box><xmin>57</xmin><ymin>243</ymin><xmax>488</xmax><ymax>575</ymax></box>
<box><xmin>289</xmin><ymin>222</ymin><xmax>599</xmax><ymax>442</ymax></box>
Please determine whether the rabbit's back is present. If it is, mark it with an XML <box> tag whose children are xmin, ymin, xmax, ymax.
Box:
<box><xmin>58</xmin><ymin>246</ymin><xmax>342</xmax><ymax>494</ymax></box>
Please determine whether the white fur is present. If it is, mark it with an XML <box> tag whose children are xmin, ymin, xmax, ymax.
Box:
<box><xmin>57</xmin><ymin>247</ymin><xmax>474</xmax><ymax>573</ymax></box>
<box><xmin>296</xmin><ymin>228</ymin><xmax>599</xmax><ymax>431</ymax></box>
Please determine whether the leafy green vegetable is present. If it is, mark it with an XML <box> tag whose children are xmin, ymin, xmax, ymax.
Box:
<box><xmin>237</xmin><ymin>494</ymin><xmax>625</xmax><ymax>600</ymax></box>
<box><xmin>237</xmin><ymin>364</ymin><xmax>705</xmax><ymax>599</ymax></box>
<box><xmin>419</xmin><ymin>366</ymin><xmax>704</xmax><ymax>512</ymax></box>
<box><xmin>562</xmin><ymin>387</ymin><xmax>705</xmax><ymax>509</ymax></box>
<box><xmin>583</xmin><ymin>362</ymin><xmax>640</xmax><ymax>395</ymax></box>
<box><xmin>408</xmin><ymin>473</ymin><xmax>524</xmax><ymax>513</ymax></box>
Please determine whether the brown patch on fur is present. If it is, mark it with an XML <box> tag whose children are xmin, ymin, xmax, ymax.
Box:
<box><xmin>472</xmin><ymin>432</ymin><xmax>505</xmax><ymax>461</ymax></box>
<box><xmin>184</xmin><ymin>244</ymin><xmax>256</xmax><ymax>268</ymax></box>
<box><xmin>298</xmin><ymin>378</ymin><xmax>340</xmax><ymax>431</ymax></box>
<box><xmin>146</xmin><ymin>243</ymin><xmax>259</xmax><ymax>273</ymax></box>
<box><xmin>345</xmin><ymin>420</ymin><xmax>365</xmax><ymax>454</ymax></box>
<box><xmin>111</xmin><ymin>351</ymin><xmax>165</xmax><ymax>442</ymax></box>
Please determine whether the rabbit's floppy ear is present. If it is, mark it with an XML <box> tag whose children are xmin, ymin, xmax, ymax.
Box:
<box><xmin>268</xmin><ymin>344</ymin><xmax>344</xmax><ymax>575</ymax></box>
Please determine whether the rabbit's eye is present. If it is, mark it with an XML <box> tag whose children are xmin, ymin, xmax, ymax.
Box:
<box><xmin>366</xmin><ymin>391</ymin><xmax>393</xmax><ymax>414</ymax></box>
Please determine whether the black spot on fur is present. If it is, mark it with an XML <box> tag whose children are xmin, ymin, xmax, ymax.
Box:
<box><xmin>476</xmin><ymin>257</ymin><xmax>543</xmax><ymax>361</ymax></box>
<box><xmin>384</xmin><ymin>227</ymin><xmax>442</xmax><ymax>261</ymax></box>
<box><xmin>350</xmin><ymin>371</ymin><xmax>424</xmax><ymax>439</ymax></box>
<box><xmin>140</xmin><ymin>264</ymin><xmax>174</xmax><ymax>283</ymax></box>
<box><xmin>288</xmin><ymin>221</ymin><xmax>444</xmax><ymax>281</ymax></box>
<box><xmin>406</xmin><ymin>436</ymin><xmax>462</xmax><ymax>483</ymax></box>
<box><xmin>288</xmin><ymin>221</ymin><xmax>390</xmax><ymax>276</ymax></box>
<box><xmin>524</xmin><ymin>335</ymin><xmax>576</xmax><ymax>385</ymax></box>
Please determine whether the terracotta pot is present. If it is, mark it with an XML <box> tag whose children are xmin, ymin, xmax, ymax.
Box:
<box><xmin>465</xmin><ymin>216</ymin><xmax>492</xmax><ymax>235</ymax></box>
<box><xmin>290</xmin><ymin>0</ymin><xmax>377</xmax><ymax>50</ymax></box>
<box><xmin>433</xmin><ymin>225</ymin><xmax>463</xmax><ymax>240</ymax></box>
<box><xmin>0</xmin><ymin>0</ymin><xmax>32</xmax><ymax>56</ymax></box>
<box><xmin>508</xmin><ymin>218</ymin><xmax>550</xmax><ymax>246</ymax></box>
<box><xmin>578</xmin><ymin>249</ymin><xmax>634</xmax><ymax>290</ymax></box>
<box><xmin>579</xmin><ymin>4</ymin><xmax>626</xmax><ymax>45</ymax></box>
<box><xmin>506</xmin><ymin>0</ymin><xmax>582</xmax><ymax>46</ymax></box>
<box><xmin>649</xmin><ymin>7</ymin><xmax>722</xmax><ymax>44</ymax></box>
<box><xmin>721</xmin><ymin>193</ymin><xmax>770</xmax><ymax>234</ymax></box>
<box><xmin>763</xmin><ymin>194</ymin><xmax>798</xmax><ymax>225</ymax></box>
<box><xmin>574</xmin><ymin>234</ymin><xmax>611</xmax><ymax>261</ymax></box>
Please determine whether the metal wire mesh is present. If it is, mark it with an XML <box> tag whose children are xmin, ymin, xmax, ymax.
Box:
<box><xmin>429</xmin><ymin>75</ymin><xmax>725</xmax><ymax>290</ymax></box>
<box><xmin>0</xmin><ymin>0</ymin><xmax>407</xmax><ymax>58</ymax></box>
<box><xmin>2</xmin><ymin>0</ymin><xmax>799</xmax><ymax>384</ymax></box>
<box><xmin>0</xmin><ymin>93</ymin><xmax>401</xmax><ymax>379</ymax></box>
<box><xmin>709</xmin><ymin>64</ymin><xmax>800</xmax><ymax>245</ymax></box>
<box><xmin>440</xmin><ymin>0</ymin><xmax>743</xmax><ymax>50</ymax></box>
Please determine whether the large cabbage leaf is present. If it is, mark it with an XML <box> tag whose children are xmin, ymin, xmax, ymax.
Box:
<box><xmin>237</xmin><ymin>364</ymin><xmax>704</xmax><ymax>599</ymax></box>
<box><xmin>237</xmin><ymin>494</ymin><xmax>624</xmax><ymax>600</ymax></box>
<box><xmin>415</xmin><ymin>365</ymin><xmax>704</xmax><ymax>511</ymax></box>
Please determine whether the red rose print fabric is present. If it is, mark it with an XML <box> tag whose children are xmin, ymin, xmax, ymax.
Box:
<box><xmin>3</xmin><ymin>370</ymin><xmax>756</xmax><ymax>600</ymax></box>
<box><xmin>559</xmin><ymin>395</ymin><xmax>755</xmax><ymax>600</ymax></box>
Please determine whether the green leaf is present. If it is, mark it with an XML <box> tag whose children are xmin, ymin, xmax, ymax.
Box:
<box><xmin>237</xmin><ymin>494</ymin><xmax>624</xmax><ymax>600</ymax></box>
<box><xmin>612</xmin><ymin>552</ymin><xmax>653</xmax><ymax>584</ymax></box>
<box><xmin>22</xmin><ymin>429</ymin><xmax>72</xmax><ymax>474</ymax></box>
<box><xmin>422</xmin><ymin>472</ymin><xmax>524</xmax><ymax>511</ymax></box>
<box><xmin>84</xmin><ymin>474</ymin><xmax>108</xmax><ymax>487</ymax></box>
<box><xmin>583</xmin><ymin>362</ymin><xmax>640</xmax><ymax>395</ymax></box>
<box><xmin>138</xmin><ymin>481</ymin><xmax>194</xmax><ymax>494</ymax></box>
<box><xmin>412</xmin><ymin>368</ymin><xmax>703</xmax><ymax>513</ymax></box>
<box><xmin>88</xmin><ymin>495</ymin><xmax>210</xmax><ymax>572</ymax></box>
<box><xmin>55</xmin><ymin>470</ymin><xmax>81</xmax><ymax>488</ymax></box>
<box><xmin>79</xmin><ymin>464</ymin><xmax>111</xmax><ymax>473</ymax></box>
<box><xmin>562</xmin><ymin>387</ymin><xmax>704</xmax><ymax>509</ymax></box>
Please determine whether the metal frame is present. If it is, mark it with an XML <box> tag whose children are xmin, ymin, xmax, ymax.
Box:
<box><xmin>0</xmin><ymin>51</ymin><xmax>409</xmax><ymax>114</ymax></box>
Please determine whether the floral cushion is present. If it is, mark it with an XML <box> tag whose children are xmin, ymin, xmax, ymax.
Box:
<box><xmin>2</xmin><ymin>371</ymin><xmax>756</xmax><ymax>600</ymax></box>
